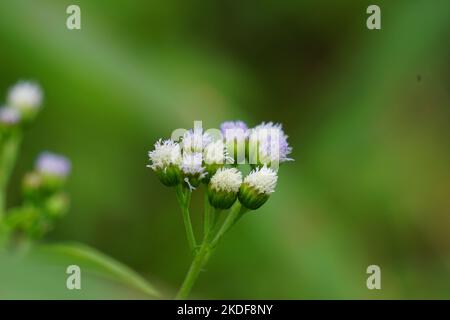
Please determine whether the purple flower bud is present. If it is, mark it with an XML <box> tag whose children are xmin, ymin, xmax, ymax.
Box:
<box><xmin>36</xmin><ymin>152</ymin><xmax>71</xmax><ymax>177</ymax></box>
<box><xmin>0</xmin><ymin>107</ymin><xmax>21</xmax><ymax>125</ymax></box>
<box><xmin>220</xmin><ymin>121</ymin><xmax>248</xmax><ymax>140</ymax></box>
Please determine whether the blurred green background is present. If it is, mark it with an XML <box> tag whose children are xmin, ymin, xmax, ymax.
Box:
<box><xmin>1</xmin><ymin>0</ymin><xmax>450</xmax><ymax>299</ymax></box>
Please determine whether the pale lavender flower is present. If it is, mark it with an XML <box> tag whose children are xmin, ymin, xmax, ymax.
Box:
<box><xmin>181</xmin><ymin>129</ymin><xmax>212</xmax><ymax>154</ymax></box>
<box><xmin>248</xmin><ymin>122</ymin><xmax>293</xmax><ymax>165</ymax></box>
<box><xmin>220</xmin><ymin>120</ymin><xmax>248</xmax><ymax>141</ymax></box>
<box><xmin>181</xmin><ymin>152</ymin><xmax>205</xmax><ymax>177</ymax></box>
<box><xmin>36</xmin><ymin>152</ymin><xmax>71</xmax><ymax>177</ymax></box>
<box><xmin>0</xmin><ymin>107</ymin><xmax>21</xmax><ymax>125</ymax></box>
<box><xmin>8</xmin><ymin>81</ymin><xmax>43</xmax><ymax>111</ymax></box>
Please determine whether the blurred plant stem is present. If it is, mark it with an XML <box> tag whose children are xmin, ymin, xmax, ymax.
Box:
<box><xmin>175</xmin><ymin>185</ymin><xmax>197</xmax><ymax>254</ymax></box>
<box><xmin>0</xmin><ymin>132</ymin><xmax>22</xmax><ymax>222</ymax></box>
<box><xmin>176</xmin><ymin>201</ymin><xmax>244</xmax><ymax>299</ymax></box>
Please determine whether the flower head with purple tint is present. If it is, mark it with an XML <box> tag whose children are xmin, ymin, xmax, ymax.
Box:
<box><xmin>248</xmin><ymin>122</ymin><xmax>293</xmax><ymax>165</ymax></box>
<box><xmin>0</xmin><ymin>107</ymin><xmax>21</xmax><ymax>125</ymax></box>
<box><xmin>36</xmin><ymin>152</ymin><xmax>71</xmax><ymax>177</ymax></box>
<box><xmin>8</xmin><ymin>81</ymin><xmax>43</xmax><ymax>111</ymax></box>
<box><xmin>220</xmin><ymin>121</ymin><xmax>248</xmax><ymax>142</ymax></box>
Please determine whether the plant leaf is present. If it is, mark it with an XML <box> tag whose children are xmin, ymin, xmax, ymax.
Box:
<box><xmin>39</xmin><ymin>242</ymin><xmax>160</xmax><ymax>298</ymax></box>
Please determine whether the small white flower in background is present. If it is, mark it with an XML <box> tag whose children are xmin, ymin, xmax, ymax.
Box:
<box><xmin>8</xmin><ymin>81</ymin><xmax>43</xmax><ymax>111</ymax></box>
<box><xmin>238</xmin><ymin>165</ymin><xmax>278</xmax><ymax>210</ymax></box>
<box><xmin>36</xmin><ymin>152</ymin><xmax>71</xmax><ymax>178</ymax></box>
<box><xmin>147</xmin><ymin>139</ymin><xmax>182</xmax><ymax>171</ymax></box>
<box><xmin>181</xmin><ymin>129</ymin><xmax>212</xmax><ymax>154</ymax></box>
<box><xmin>0</xmin><ymin>107</ymin><xmax>21</xmax><ymax>125</ymax></box>
<box><xmin>248</xmin><ymin>122</ymin><xmax>293</xmax><ymax>166</ymax></box>
<box><xmin>208</xmin><ymin>168</ymin><xmax>242</xmax><ymax>209</ymax></box>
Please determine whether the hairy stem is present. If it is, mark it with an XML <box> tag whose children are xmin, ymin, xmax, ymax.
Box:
<box><xmin>211</xmin><ymin>201</ymin><xmax>242</xmax><ymax>248</ymax></box>
<box><xmin>176</xmin><ymin>185</ymin><xmax>196</xmax><ymax>253</ymax></box>
<box><xmin>176</xmin><ymin>201</ymin><xmax>246</xmax><ymax>299</ymax></box>
<box><xmin>175</xmin><ymin>241</ymin><xmax>212</xmax><ymax>300</ymax></box>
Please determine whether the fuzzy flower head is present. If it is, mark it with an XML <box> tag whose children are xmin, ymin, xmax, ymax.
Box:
<box><xmin>181</xmin><ymin>129</ymin><xmax>213</xmax><ymax>154</ymax></box>
<box><xmin>220</xmin><ymin>120</ymin><xmax>248</xmax><ymax>164</ymax></box>
<box><xmin>203</xmin><ymin>140</ymin><xmax>233</xmax><ymax>179</ymax></box>
<box><xmin>220</xmin><ymin>121</ymin><xmax>248</xmax><ymax>140</ymax></box>
<box><xmin>181</xmin><ymin>152</ymin><xmax>206</xmax><ymax>189</ymax></box>
<box><xmin>0</xmin><ymin>107</ymin><xmax>21</xmax><ymax>126</ymax></box>
<box><xmin>8</xmin><ymin>81</ymin><xmax>43</xmax><ymax>114</ymax></box>
<box><xmin>147</xmin><ymin>139</ymin><xmax>182</xmax><ymax>186</ymax></box>
<box><xmin>36</xmin><ymin>152</ymin><xmax>71</xmax><ymax>178</ymax></box>
<box><xmin>208</xmin><ymin>168</ymin><xmax>242</xmax><ymax>209</ymax></box>
<box><xmin>248</xmin><ymin>122</ymin><xmax>292</xmax><ymax>168</ymax></box>
<box><xmin>148</xmin><ymin>139</ymin><xmax>182</xmax><ymax>170</ymax></box>
<box><xmin>238</xmin><ymin>166</ymin><xmax>278</xmax><ymax>210</ymax></box>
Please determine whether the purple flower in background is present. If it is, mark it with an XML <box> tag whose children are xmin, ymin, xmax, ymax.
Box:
<box><xmin>8</xmin><ymin>81</ymin><xmax>43</xmax><ymax>111</ymax></box>
<box><xmin>220</xmin><ymin>121</ymin><xmax>248</xmax><ymax>141</ymax></box>
<box><xmin>36</xmin><ymin>152</ymin><xmax>71</xmax><ymax>177</ymax></box>
<box><xmin>0</xmin><ymin>107</ymin><xmax>21</xmax><ymax>125</ymax></box>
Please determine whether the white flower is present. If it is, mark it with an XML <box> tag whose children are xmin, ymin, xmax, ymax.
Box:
<box><xmin>181</xmin><ymin>152</ymin><xmax>206</xmax><ymax>190</ymax></box>
<box><xmin>248</xmin><ymin>122</ymin><xmax>292</xmax><ymax>165</ymax></box>
<box><xmin>180</xmin><ymin>152</ymin><xmax>205</xmax><ymax>176</ymax></box>
<box><xmin>244</xmin><ymin>166</ymin><xmax>278</xmax><ymax>195</ymax></box>
<box><xmin>0</xmin><ymin>107</ymin><xmax>21</xmax><ymax>125</ymax></box>
<box><xmin>181</xmin><ymin>129</ymin><xmax>212</xmax><ymax>153</ymax></box>
<box><xmin>8</xmin><ymin>81</ymin><xmax>43</xmax><ymax>111</ymax></box>
<box><xmin>147</xmin><ymin>139</ymin><xmax>181</xmax><ymax>170</ymax></box>
<box><xmin>203</xmin><ymin>140</ymin><xmax>233</xmax><ymax>165</ymax></box>
<box><xmin>210</xmin><ymin>168</ymin><xmax>242</xmax><ymax>193</ymax></box>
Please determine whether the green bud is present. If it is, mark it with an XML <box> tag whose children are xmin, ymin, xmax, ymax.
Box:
<box><xmin>156</xmin><ymin>164</ymin><xmax>182</xmax><ymax>187</ymax></box>
<box><xmin>44</xmin><ymin>193</ymin><xmax>70</xmax><ymax>218</ymax></box>
<box><xmin>207</xmin><ymin>184</ymin><xmax>237</xmax><ymax>209</ymax></box>
<box><xmin>238</xmin><ymin>182</ymin><xmax>269</xmax><ymax>210</ymax></box>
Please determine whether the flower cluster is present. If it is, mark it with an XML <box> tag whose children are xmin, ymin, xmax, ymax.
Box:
<box><xmin>0</xmin><ymin>81</ymin><xmax>71</xmax><ymax>240</ymax></box>
<box><xmin>147</xmin><ymin>121</ymin><xmax>292</xmax><ymax>210</ymax></box>
<box><xmin>147</xmin><ymin>120</ymin><xmax>293</xmax><ymax>299</ymax></box>
<box><xmin>0</xmin><ymin>81</ymin><xmax>43</xmax><ymax>131</ymax></box>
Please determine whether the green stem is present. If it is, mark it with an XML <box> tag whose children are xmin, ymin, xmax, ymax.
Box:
<box><xmin>211</xmin><ymin>201</ymin><xmax>242</xmax><ymax>248</ymax></box>
<box><xmin>176</xmin><ymin>185</ymin><xmax>196</xmax><ymax>253</ymax></box>
<box><xmin>175</xmin><ymin>201</ymin><xmax>246</xmax><ymax>299</ymax></box>
<box><xmin>175</xmin><ymin>241</ymin><xmax>213</xmax><ymax>299</ymax></box>
<box><xmin>0</xmin><ymin>132</ymin><xmax>22</xmax><ymax>222</ymax></box>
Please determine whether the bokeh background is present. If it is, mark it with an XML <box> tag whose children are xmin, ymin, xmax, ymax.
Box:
<box><xmin>1</xmin><ymin>0</ymin><xmax>450</xmax><ymax>299</ymax></box>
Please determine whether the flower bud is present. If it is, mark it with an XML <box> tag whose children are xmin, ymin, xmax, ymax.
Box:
<box><xmin>220</xmin><ymin>121</ymin><xmax>248</xmax><ymax>165</ymax></box>
<box><xmin>203</xmin><ymin>140</ymin><xmax>232</xmax><ymax>181</ymax></box>
<box><xmin>36</xmin><ymin>152</ymin><xmax>71</xmax><ymax>191</ymax></box>
<box><xmin>44</xmin><ymin>193</ymin><xmax>70</xmax><ymax>218</ymax></box>
<box><xmin>247</xmin><ymin>122</ymin><xmax>293</xmax><ymax>168</ymax></box>
<box><xmin>207</xmin><ymin>168</ymin><xmax>242</xmax><ymax>209</ymax></box>
<box><xmin>155</xmin><ymin>164</ymin><xmax>182</xmax><ymax>187</ymax></box>
<box><xmin>0</xmin><ymin>107</ymin><xmax>21</xmax><ymax>128</ymax></box>
<box><xmin>22</xmin><ymin>172</ymin><xmax>43</xmax><ymax>199</ymax></box>
<box><xmin>7</xmin><ymin>81</ymin><xmax>43</xmax><ymax>122</ymax></box>
<box><xmin>148</xmin><ymin>139</ymin><xmax>182</xmax><ymax>186</ymax></box>
<box><xmin>238</xmin><ymin>166</ymin><xmax>278</xmax><ymax>210</ymax></box>
<box><xmin>181</xmin><ymin>152</ymin><xmax>206</xmax><ymax>189</ymax></box>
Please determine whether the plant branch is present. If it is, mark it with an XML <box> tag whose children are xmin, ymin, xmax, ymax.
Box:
<box><xmin>175</xmin><ymin>185</ymin><xmax>197</xmax><ymax>254</ymax></box>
